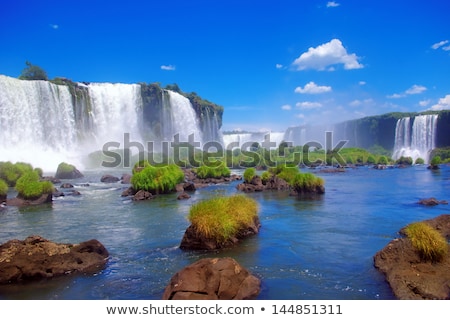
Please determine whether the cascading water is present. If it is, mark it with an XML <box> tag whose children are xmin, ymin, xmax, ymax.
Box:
<box><xmin>0</xmin><ymin>75</ymin><xmax>215</xmax><ymax>171</ymax></box>
<box><xmin>0</xmin><ymin>75</ymin><xmax>79</xmax><ymax>170</ymax></box>
<box><xmin>392</xmin><ymin>114</ymin><xmax>438</xmax><ymax>163</ymax></box>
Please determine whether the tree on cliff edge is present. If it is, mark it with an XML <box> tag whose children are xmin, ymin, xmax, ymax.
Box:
<box><xmin>18</xmin><ymin>61</ymin><xmax>48</xmax><ymax>80</ymax></box>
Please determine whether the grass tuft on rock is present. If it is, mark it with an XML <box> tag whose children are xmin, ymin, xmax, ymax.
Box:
<box><xmin>404</xmin><ymin>222</ymin><xmax>448</xmax><ymax>262</ymax></box>
<box><xmin>188</xmin><ymin>194</ymin><xmax>259</xmax><ymax>243</ymax></box>
<box><xmin>131</xmin><ymin>163</ymin><xmax>184</xmax><ymax>194</ymax></box>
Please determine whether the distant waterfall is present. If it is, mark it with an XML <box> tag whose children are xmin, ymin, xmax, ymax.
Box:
<box><xmin>392</xmin><ymin>114</ymin><xmax>438</xmax><ymax>163</ymax></box>
<box><xmin>0</xmin><ymin>75</ymin><xmax>213</xmax><ymax>171</ymax></box>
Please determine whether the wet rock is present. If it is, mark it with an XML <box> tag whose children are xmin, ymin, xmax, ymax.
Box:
<box><xmin>177</xmin><ymin>192</ymin><xmax>191</xmax><ymax>200</ymax></box>
<box><xmin>162</xmin><ymin>257</ymin><xmax>261</xmax><ymax>300</ymax></box>
<box><xmin>101</xmin><ymin>175</ymin><xmax>120</xmax><ymax>183</ymax></box>
<box><xmin>132</xmin><ymin>190</ymin><xmax>153</xmax><ymax>201</ymax></box>
<box><xmin>417</xmin><ymin>197</ymin><xmax>448</xmax><ymax>206</ymax></box>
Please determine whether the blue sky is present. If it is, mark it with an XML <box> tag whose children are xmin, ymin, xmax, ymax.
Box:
<box><xmin>1</xmin><ymin>0</ymin><xmax>449</xmax><ymax>132</ymax></box>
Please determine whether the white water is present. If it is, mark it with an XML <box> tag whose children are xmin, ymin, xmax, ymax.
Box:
<box><xmin>222</xmin><ymin>132</ymin><xmax>285</xmax><ymax>149</ymax></box>
<box><xmin>392</xmin><ymin>114</ymin><xmax>438</xmax><ymax>163</ymax></box>
<box><xmin>166</xmin><ymin>91</ymin><xmax>203</xmax><ymax>145</ymax></box>
<box><xmin>0</xmin><ymin>75</ymin><xmax>210</xmax><ymax>171</ymax></box>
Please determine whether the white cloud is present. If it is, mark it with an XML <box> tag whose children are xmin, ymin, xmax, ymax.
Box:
<box><xmin>296</xmin><ymin>113</ymin><xmax>305</xmax><ymax>119</ymax></box>
<box><xmin>281</xmin><ymin>104</ymin><xmax>292</xmax><ymax>110</ymax></box>
<box><xmin>161</xmin><ymin>65</ymin><xmax>176</xmax><ymax>71</ymax></box>
<box><xmin>292</xmin><ymin>39</ymin><xmax>363</xmax><ymax>71</ymax></box>
<box><xmin>359</xmin><ymin>81</ymin><xmax>366</xmax><ymax>86</ymax></box>
<box><xmin>327</xmin><ymin>1</ymin><xmax>340</xmax><ymax>7</ymax></box>
<box><xmin>431</xmin><ymin>40</ymin><xmax>449</xmax><ymax>50</ymax></box>
<box><xmin>276</xmin><ymin>64</ymin><xmax>283</xmax><ymax>69</ymax></box>
<box><xmin>419</xmin><ymin>99</ymin><xmax>431</xmax><ymax>107</ymax></box>
<box><xmin>49</xmin><ymin>24</ymin><xmax>59</xmax><ymax>29</ymax></box>
<box><xmin>405</xmin><ymin>84</ymin><xmax>427</xmax><ymax>95</ymax></box>
<box><xmin>443</xmin><ymin>46</ymin><xmax>450</xmax><ymax>51</ymax></box>
<box><xmin>294</xmin><ymin>81</ymin><xmax>332</xmax><ymax>94</ymax></box>
<box><xmin>295</xmin><ymin>101</ymin><xmax>323</xmax><ymax>109</ymax></box>
<box><xmin>430</xmin><ymin>94</ymin><xmax>450</xmax><ymax>111</ymax></box>
<box><xmin>388</xmin><ymin>84</ymin><xmax>427</xmax><ymax>98</ymax></box>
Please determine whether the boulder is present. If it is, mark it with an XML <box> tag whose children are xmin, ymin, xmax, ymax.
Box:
<box><xmin>162</xmin><ymin>257</ymin><xmax>261</xmax><ymax>300</ymax></box>
<box><xmin>55</xmin><ymin>163</ymin><xmax>84</xmax><ymax>179</ymax></box>
<box><xmin>6</xmin><ymin>193</ymin><xmax>52</xmax><ymax>206</ymax></box>
<box><xmin>101</xmin><ymin>174</ymin><xmax>120</xmax><ymax>183</ymax></box>
<box><xmin>132</xmin><ymin>190</ymin><xmax>153</xmax><ymax>201</ymax></box>
<box><xmin>177</xmin><ymin>192</ymin><xmax>191</xmax><ymax>200</ymax></box>
<box><xmin>417</xmin><ymin>197</ymin><xmax>448</xmax><ymax>206</ymax></box>
<box><xmin>374</xmin><ymin>214</ymin><xmax>450</xmax><ymax>299</ymax></box>
<box><xmin>180</xmin><ymin>216</ymin><xmax>261</xmax><ymax>250</ymax></box>
<box><xmin>121</xmin><ymin>174</ymin><xmax>132</xmax><ymax>184</ymax></box>
<box><xmin>0</xmin><ymin>235</ymin><xmax>109</xmax><ymax>284</ymax></box>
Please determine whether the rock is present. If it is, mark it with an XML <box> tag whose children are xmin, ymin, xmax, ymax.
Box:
<box><xmin>162</xmin><ymin>257</ymin><xmax>261</xmax><ymax>300</ymax></box>
<box><xmin>121</xmin><ymin>187</ymin><xmax>135</xmax><ymax>197</ymax></box>
<box><xmin>60</xmin><ymin>183</ymin><xmax>74</xmax><ymax>188</ymax></box>
<box><xmin>177</xmin><ymin>192</ymin><xmax>191</xmax><ymax>200</ymax></box>
<box><xmin>121</xmin><ymin>174</ymin><xmax>131</xmax><ymax>184</ymax></box>
<box><xmin>42</xmin><ymin>176</ymin><xmax>61</xmax><ymax>184</ymax></box>
<box><xmin>0</xmin><ymin>235</ymin><xmax>109</xmax><ymax>284</ymax></box>
<box><xmin>55</xmin><ymin>163</ymin><xmax>84</xmax><ymax>180</ymax></box>
<box><xmin>180</xmin><ymin>216</ymin><xmax>261</xmax><ymax>250</ymax></box>
<box><xmin>101</xmin><ymin>174</ymin><xmax>120</xmax><ymax>183</ymax></box>
<box><xmin>132</xmin><ymin>190</ymin><xmax>153</xmax><ymax>201</ymax></box>
<box><xmin>418</xmin><ymin>197</ymin><xmax>448</xmax><ymax>206</ymax></box>
<box><xmin>373</xmin><ymin>214</ymin><xmax>450</xmax><ymax>299</ymax></box>
<box><xmin>6</xmin><ymin>193</ymin><xmax>52</xmax><ymax>207</ymax></box>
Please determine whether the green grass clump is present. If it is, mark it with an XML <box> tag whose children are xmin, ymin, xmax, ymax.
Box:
<box><xmin>0</xmin><ymin>179</ymin><xmax>8</xmax><ymax>196</ymax></box>
<box><xmin>15</xmin><ymin>171</ymin><xmax>54</xmax><ymax>200</ymax></box>
<box><xmin>267</xmin><ymin>164</ymin><xmax>300</xmax><ymax>185</ymax></box>
<box><xmin>195</xmin><ymin>163</ymin><xmax>231</xmax><ymax>179</ymax></box>
<box><xmin>243</xmin><ymin>167</ymin><xmax>256</xmax><ymax>183</ymax></box>
<box><xmin>0</xmin><ymin>161</ymin><xmax>36</xmax><ymax>186</ymax></box>
<box><xmin>404</xmin><ymin>222</ymin><xmax>448</xmax><ymax>262</ymax></box>
<box><xmin>188</xmin><ymin>194</ymin><xmax>259</xmax><ymax>243</ymax></box>
<box><xmin>292</xmin><ymin>172</ymin><xmax>325</xmax><ymax>194</ymax></box>
<box><xmin>131</xmin><ymin>163</ymin><xmax>184</xmax><ymax>194</ymax></box>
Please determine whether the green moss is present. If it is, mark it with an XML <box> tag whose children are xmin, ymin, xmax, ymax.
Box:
<box><xmin>0</xmin><ymin>179</ymin><xmax>8</xmax><ymax>196</ymax></box>
<box><xmin>188</xmin><ymin>195</ymin><xmax>259</xmax><ymax>243</ymax></box>
<box><xmin>404</xmin><ymin>222</ymin><xmax>448</xmax><ymax>262</ymax></box>
<box><xmin>15</xmin><ymin>171</ymin><xmax>54</xmax><ymax>200</ymax></box>
<box><xmin>243</xmin><ymin>168</ymin><xmax>256</xmax><ymax>183</ymax></box>
<box><xmin>195</xmin><ymin>163</ymin><xmax>230</xmax><ymax>179</ymax></box>
<box><xmin>131</xmin><ymin>163</ymin><xmax>184</xmax><ymax>194</ymax></box>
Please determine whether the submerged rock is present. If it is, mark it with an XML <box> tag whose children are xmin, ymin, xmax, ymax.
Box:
<box><xmin>101</xmin><ymin>174</ymin><xmax>120</xmax><ymax>183</ymax></box>
<box><xmin>374</xmin><ymin>214</ymin><xmax>450</xmax><ymax>299</ymax></box>
<box><xmin>0</xmin><ymin>235</ymin><xmax>109</xmax><ymax>284</ymax></box>
<box><xmin>162</xmin><ymin>257</ymin><xmax>261</xmax><ymax>300</ymax></box>
<box><xmin>417</xmin><ymin>197</ymin><xmax>448</xmax><ymax>206</ymax></box>
<box><xmin>6</xmin><ymin>193</ymin><xmax>52</xmax><ymax>206</ymax></box>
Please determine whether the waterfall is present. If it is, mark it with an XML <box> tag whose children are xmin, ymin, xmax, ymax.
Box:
<box><xmin>0</xmin><ymin>75</ymin><xmax>79</xmax><ymax>170</ymax></box>
<box><xmin>201</xmin><ymin>108</ymin><xmax>223</xmax><ymax>144</ymax></box>
<box><xmin>392</xmin><ymin>114</ymin><xmax>438</xmax><ymax>163</ymax></box>
<box><xmin>0</xmin><ymin>75</ymin><xmax>212</xmax><ymax>171</ymax></box>
<box><xmin>165</xmin><ymin>91</ymin><xmax>203</xmax><ymax>145</ymax></box>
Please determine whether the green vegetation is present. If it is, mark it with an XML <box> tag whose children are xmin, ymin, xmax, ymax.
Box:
<box><xmin>131</xmin><ymin>163</ymin><xmax>184</xmax><ymax>194</ymax></box>
<box><xmin>18</xmin><ymin>61</ymin><xmax>48</xmax><ymax>80</ymax></box>
<box><xmin>0</xmin><ymin>161</ymin><xmax>40</xmax><ymax>186</ymax></box>
<box><xmin>0</xmin><ymin>179</ymin><xmax>8</xmax><ymax>197</ymax></box>
<box><xmin>377</xmin><ymin>155</ymin><xmax>389</xmax><ymax>165</ymax></box>
<box><xmin>15</xmin><ymin>171</ymin><xmax>54</xmax><ymax>200</ymax></box>
<box><xmin>415</xmin><ymin>157</ymin><xmax>425</xmax><ymax>165</ymax></box>
<box><xmin>430</xmin><ymin>156</ymin><xmax>442</xmax><ymax>167</ymax></box>
<box><xmin>292</xmin><ymin>172</ymin><xmax>325</xmax><ymax>194</ymax></box>
<box><xmin>395</xmin><ymin>156</ymin><xmax>413</xmax><ymax>166</ymax></box>
<box><xmin>195</xmin><ymin>163</ymin><xmax>230</xmax><ymax>179</ymax></box>
<box><xmin>403</xmin><ymin>222</ymin><xmax>448</xmax><ymax>262</ymax></box>
<box><xmin>188</xmin><ymin>194</ymin><xmax>259</xmax><ymax>243</ymax></box>
<box><xmin>243</xmin><ymin>168</ymin><xmax>256</xmax><ymax>183</ymax></box>
<box><xmin>430</xmin><ymin>147</ymin><xmax>450</xmax><ymax>164</ymax></box>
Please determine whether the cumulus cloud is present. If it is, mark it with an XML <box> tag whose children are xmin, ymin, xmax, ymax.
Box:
<box><xmin>327</xmin><ymin>1</ymin><xmax>340</xmax><ymax>7</ymax></box>
<box><xmin>430</xmin><ymin>94</ymin><xmax>450</xmax><ymax>111</ymax></box>
<box><xmin>388</xmin><ymin>84</ymin><xmax>427</xmax><ymax>98</ymax></box>
<box><xmin>419</xmin><ymin>99</ymin><xmax>431</xmax><ymax>107</ymax></box>
<box><xmin>294</xmin><ymin>81</ymin><xmax>332</xmax><ymax>94</ymax></box>
<box><xmin>276</xmin><ymin>64</ymin><xmax>283</xmax><ymax>69</ymax></box>
<box><xmin>292</xmin><ymin>39</ymin><xmax>363</xmax><ymax>71</ymax></box>
<box><xmin>161</xmin><ymin>65</ymin><xmax>176</xmax><ymax>71</ymax></box>
<box><xmin>296</xmin><ymin>101</ymin><xmax>323</xmax><ymax>109</ymax></box>
<box><xmin>431</xmin><ymin>40</ymin><xmax>449</xmax><ymax>50</ymax></box>
<box><xmin>49</xmin><ymin>24</ymin><xmax>59</xmax><ymax>29</ymax></box>
<box><xmin>359</xmin><ymin>81</ymin><xmax>366</xmax><ymax>86</ymax></box>
<box><xmin>281</xmin><ymin>104</ymin><xmax>292</xmax><ymax>110</ymax></box>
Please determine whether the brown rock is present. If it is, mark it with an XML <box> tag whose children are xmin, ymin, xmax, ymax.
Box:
<box><xmin>132</xmin><ymin>190</ymin><xmax>154</xmax><ymax>201</ymax></box>
<box><xmin>162</xmin><ymin>257</ymin><xmax>260</xmax><ymax>300</ymax></box>
<box><xmin>417</xmin><ymin>197</ymin><xmax>448</xmax><ymax>206</ymax></box>
<box><xmin>374</xmin><ymin>214</ymin><xmax>450</xmax><ymax>299</ymax></box>
<box><xmin>6</xmin><ymin>193</ymin><xmax>52</xmax><ymax>207</ymax></box>
<box><xmin>0</xmin><ymin>235</ymin><xmax>109</xmax><ymax>284</ymax></box>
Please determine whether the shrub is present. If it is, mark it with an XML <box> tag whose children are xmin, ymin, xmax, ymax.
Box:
<box><xmin>415</xmin><ymin>157</ymin><xmax>425</xmax><ymax>165</ymax></box>
<box><xmin>377</xmin><ymin>156</ymin><xmax>388</xmax><ymax>165</ymax></box>
<box><xmin>188</xmin><ymin>195</ymin><xmax>259</xmax><ymax>243</ymax></box>
<box><xmin>396</xmin><ymin>156</ymin><xmax>413</xmax><ymax>165</ymax></box>
<box><xmin>403</xmin><ymin>222</ymin><xmax>448</xmax><ymax>262</ymax></box>
<box><xmin>195</xmin><ymin>163</ymin><xmax>230</xmax><ymax>179</ymax></box>
<box><xmin>0</xmin><ymin>179</ymin><xmax>8</xmax><ymax>196</ymax></box>
<box><xmin>0</xmin><ymin>161</ymin><xmax>34</xmax><ymax>186</ymax></box>
<box><xmin>243</xmin><ymin>167</ymin><xmax>256</xmax><ymax>183</ymax></box>
<box><xmin>292</xmin><ymin>172</ymin><xmax>325</xmax><ymax>194</ymax></box>
<box><xmin>430</xmin><ymin>156</ymin><xmax>441</xmax><ymax>167</ymax></box>
<box><xmin>131</xmin><ymin>164</ymin><xmax>184</xmax><ymax>194</ymax></box>
<box><xmin>261</xmin><ymin>171</ymin><xmax>272</xmax><ymax>184</ymax></box>
<box><xmin>367</xmin><ymin>155</ymin><xmax>376</xmax><ymax>164</ymax></box>
<box><xmin>15</xmin><ymin>171</ymin><xmax>54</xmax><ymax>200</ymax></box>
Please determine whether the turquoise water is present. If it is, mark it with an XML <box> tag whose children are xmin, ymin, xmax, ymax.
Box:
<box><xmin>0</xmin><ymin>165</ymin><xmax>449</xmax><ymax>299</ymax></box>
